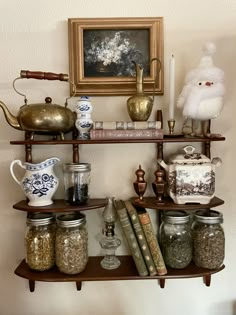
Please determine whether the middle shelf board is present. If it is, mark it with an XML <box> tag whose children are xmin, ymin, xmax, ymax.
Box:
<box><xmin>131</xmin><ymin>196</ymin><xmax>224</xmax><ymax>210</ymax></box>
<box><xmin>10</xmin><ymin>135</ymin><xmax>226</xmax><ymax>145</ymax></box>
<box><xmin>13</xmin><ymin>198</ymin><xmax>107</xmax><ymax>212</ymax></box>
<box><xmin>15</xmin><ymin>256</ymin><xmax>225</xmax><ymax>282</ymax></box>
<box><xmin>13</xmin><ymin>197</ymin><xmax>224</xmax><ymax>212</ymax></box>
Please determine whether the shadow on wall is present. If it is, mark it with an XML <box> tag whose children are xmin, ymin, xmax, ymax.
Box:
<box><xmin>209</xmin><ymin>300</ymin><xmax>236</xmax><ymax>314</ymax></box>
<box><xmin>234</xmin><ymin>301</ymin><xmax>236</xmax><ymax>315</ymax></box>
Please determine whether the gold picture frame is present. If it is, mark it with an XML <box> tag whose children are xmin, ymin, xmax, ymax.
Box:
<box><xmin>68</xmin><ymin>17</ymin><xmax>164</xmax><ymax>96</ymax></box>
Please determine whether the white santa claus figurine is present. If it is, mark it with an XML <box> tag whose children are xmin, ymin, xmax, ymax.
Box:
<box><xmin>177</xmin><ymin>42</ymin><xmax>225</xmax><ymax>137</ymax></box>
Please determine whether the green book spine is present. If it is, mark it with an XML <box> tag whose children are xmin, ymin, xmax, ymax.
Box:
<box><xmin>114</xmin><ymin>200</ymin><xmax>148</xmax><ymax>277</ymax></box>
<box><xmin>137</xmin><ymin>208</ymin><xmax>167</xmax><ymax>275</ymax></box>
<box><xmin>124</xmin><ymin>200</ymin><xmax>157</xmax><ymax>276</ymax></box>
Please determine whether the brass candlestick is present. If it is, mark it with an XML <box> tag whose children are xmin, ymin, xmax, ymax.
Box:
<box><xmin>168</xmin><ymin>119</ymin><xmax>176</xmax><ymax>135</ymax></box>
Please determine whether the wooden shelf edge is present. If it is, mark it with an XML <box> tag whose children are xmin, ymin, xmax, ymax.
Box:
<box><xmin>14</xmin><ymin>256</ymin><xmax>225</xmax><ymax>282</ymax></box>
<box><xmin>131</xmin><ymin>196</ymin><xmax>224</xmax><ymax>211</ymax></box>
<box><xmin>13</xmin><ymin>198</ymin><xmax>107</xmax><ymax>212</ymax></box>
<box><xmin>10</xmin><ymin>135</ymin><xmax>226</xmax><ymax>145</ymax></box>
<box><xmin>13</xmin><ymin>197</ymin><xmax>224</xmax><ymax>213</ymax></box>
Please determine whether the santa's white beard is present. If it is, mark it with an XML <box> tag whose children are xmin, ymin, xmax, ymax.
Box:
<box><xmin>183</xmin><ymin>82</ymin><xmax>225</xmax><ymax>119</ymax></box>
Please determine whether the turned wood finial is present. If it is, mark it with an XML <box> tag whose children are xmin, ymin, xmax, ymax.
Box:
<box><xmin>133</xmin><ymin>165</ymin><xmax>147</xmax><ymax>202</ymax></box>
<box><xmin>152</xmin><ymin>168</ymin><xmax>166</xmax><ymax>204</ymax></box>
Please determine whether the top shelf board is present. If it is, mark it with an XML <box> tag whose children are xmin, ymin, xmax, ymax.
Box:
<box><xmin>10</xmin><ymin>135</ymin><xmax>226</xmax><ymax>145</ymax></box>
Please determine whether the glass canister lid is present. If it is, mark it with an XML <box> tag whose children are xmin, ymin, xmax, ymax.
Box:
<box><xmin>27</xmin><ymin>213</ymin><xmax>55</xmax><ymax>226</ymax></box>
<box><xmin>194</xmin><ymin>209</ymin><xmax>223</xmax><ymax>224</ymax></box>
<box><xmin>162</xmin><ymin>210</ymin><xmax>190</xmax><ymax>224</ymax></box>
<box><xmin>56</xmin><ymin>213</ymin><xmax>86</xmax><ymax>227</ymax></box>
<box><xmin>63</xmin><ymin>163</ymin><xmax>91</xmax><ymax>172</ymax></box>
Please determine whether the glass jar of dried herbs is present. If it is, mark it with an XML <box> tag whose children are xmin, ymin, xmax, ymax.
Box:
<box><xmin>25</xmin><ymin>213</ymin><xmax>56</xmax><ymax>271</ymax></box>
<box><xmin>159</xmin><ymin>210</ymin><xmax>193</xmax><ymax>269</ymax></box>
<box><xmin>55</xmin><ymin>213</ymin><xmax>88</xmax><ymax>274</ymax></box>
<box><xmin>63</xmin><ymin>163</ymin><xmax>91</xmax><ymax>205</ymax></box>
<box><xmin>192</xmin><ymin>209</ymin><xmax>225</xmax><ymax>269</ymax></box>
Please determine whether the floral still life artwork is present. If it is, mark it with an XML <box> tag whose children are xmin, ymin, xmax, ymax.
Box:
<box><xmin>83</xmin><ymin>30</ymin><xmax>150</xmax><ymax>77</ymax></box>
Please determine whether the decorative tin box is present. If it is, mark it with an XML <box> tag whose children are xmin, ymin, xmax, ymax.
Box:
<box><xmin>158</xmin><ymin>145</ymin><xmax>222</xmax><ymax>204</ymax></box>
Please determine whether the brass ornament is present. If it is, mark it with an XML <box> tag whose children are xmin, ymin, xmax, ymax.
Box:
<box><xmin>0</xmin><ymin>70</ymin><xmax>76</xmax><ymax>139</ymax></box>
<box><xmin>127</xmin><ymin>58</ymin><xmax>161</xmax><ymax>121</ymax></box>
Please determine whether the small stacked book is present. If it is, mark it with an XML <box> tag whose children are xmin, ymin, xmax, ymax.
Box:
<box><xmin>114</xmin><ymin>199</ymin><xmax>167</xmax><ymax>276</ymax></box>
<box><xmin>93</xmin><ymin>121</ymin><xmax>162</xmax><ymax>130</ymax></box>
<box><xmin>90</xmin><ymin>120</ymin><xmax>163</xmax><ymax>140</ymax></box>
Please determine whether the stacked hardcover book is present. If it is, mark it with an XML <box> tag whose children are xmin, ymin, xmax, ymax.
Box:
<box><xmin>90</xmin><ymin>120</ymin><xmax>163</xmax><ymax>140</ymax></box>
<box><xmin>113</xmin><ymin>199</ymin><xmax>167</xmax><ymax>276</ymax></box>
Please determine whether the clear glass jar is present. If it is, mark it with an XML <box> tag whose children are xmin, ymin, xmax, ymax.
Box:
<box><xmin>159</xmin><ymin>210</ymin><xmax>193</xmax><ymax>269</ymax></box>
<box><xmin>63</xmin><ymin>163</ymin><xmax>91</xmax><ymax>205</ymax></box>
<box><xmin>55</xmin><ymin>213</ymin><xmax>88</xmax><ymax>274</ymax></box>
<box><xmin>25</xmin><ymin>213</ymin><xmax>56</xmax><ymax>271</ymax></box>
<box><xmin>192</xmin><ymin>209</ymin><xmax>225</xmax><ymax>269</ymax></box>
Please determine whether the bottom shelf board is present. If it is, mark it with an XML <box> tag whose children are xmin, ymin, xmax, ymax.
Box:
<box><xmin>15</xmin><ymin>256</ymin><xmax>225</xmax><ymax>282</ymax></box>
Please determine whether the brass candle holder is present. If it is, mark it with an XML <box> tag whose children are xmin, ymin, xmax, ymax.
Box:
<box><xmin>167</xmin><ymin>119</ymin><xmax>176</xmax><ymax>135</ymax></box>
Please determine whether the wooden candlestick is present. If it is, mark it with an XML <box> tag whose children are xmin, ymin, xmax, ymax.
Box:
<box><xmin>152</xmin><ymin>168</ymin><xmax>166</xmax><ymax>204</ymax></box>
<box><xmin>133</xmin><ymin>165</ymin><xmax>147</xmax><ymax>202</ymax></box>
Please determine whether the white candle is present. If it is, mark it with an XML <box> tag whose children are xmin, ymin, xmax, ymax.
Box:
<box><xmin>169</xmin><ymin>54</ymin><xmax>175</xmax><ymax>120</ymax></box>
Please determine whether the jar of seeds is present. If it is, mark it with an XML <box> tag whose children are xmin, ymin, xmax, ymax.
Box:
<box><xmin>159</xmin><ymin>210</ymin><xmax>193</xmax><ymax>269</ymax></box>
<box><xmin>63</xmin><ymin>163</ymin><xmax>91</xmax><ymax>205</ymax></box>
<box><xmin>192</xmin><ymin>209</ymin><xmax>225</xmax><ymax>269</ymax></box>
<box><xmin>25</xmin><ymin>213</ymin><xmax>56</xmax><ymax>271</ymax></box>
<box><xmin>55</xmin><ymin>213</ymin><xmax>88</xmax><ymax>274</ymax></box>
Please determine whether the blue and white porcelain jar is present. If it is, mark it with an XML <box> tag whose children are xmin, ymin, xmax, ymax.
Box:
<box><xmin>10</xmin><ymin>157</ymin><xmax>60</xmax><ymax>206</ymax></box>
<box><xmin>75</xmin><ymin>96</ymin><xmax>93</xmax><ymax>115</ymax></box>
<box><xmin>75</xmin><ymin>96</ymin><xmax>93</xmax><ymax>139</ymax></box>
<box><xmin>75</xmin><ymin>116</ymin><xmax>93</xmax><ymax>139</ymax></box>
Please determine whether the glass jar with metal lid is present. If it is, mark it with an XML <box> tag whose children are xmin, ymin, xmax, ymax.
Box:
<box><xmin>159</xmin><ymin>210</ymin><xmax>193</xmax><ymax>269</ymax></box>
<box><xmin>192</xmin><ymin>209</ymin><xmax>225</xmax><ymax>269</ymax></box>
<box><xmin>63</xmin><ymin>163</ymin><xmax>91</xmax><ymax>205</ymax></box>
<box><xmin>55</xmin><ymin>213</ymin><xmax>88</xmax><ymax>274</ymax></box>
<box><xmin>25</xmin><ymin>213</ymin><xmax>56</xmax><ymax>271</ymax></box>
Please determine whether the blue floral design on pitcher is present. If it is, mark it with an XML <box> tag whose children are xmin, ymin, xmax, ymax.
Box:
<box><xmin>22</xmin><ymin>173</ymin><xmax>58</xmax><ymax>197</ymax></box>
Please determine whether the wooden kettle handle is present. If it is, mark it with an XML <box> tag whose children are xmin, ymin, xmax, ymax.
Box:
<box><xmin>20</xmin><ymin>70</ymin><xmax>68</xmax><ymax>81</ymax></box>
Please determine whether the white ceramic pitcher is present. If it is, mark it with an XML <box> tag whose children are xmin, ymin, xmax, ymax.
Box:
<box><xmin>10</xmin><ymin>157</ymin><xmax>60</xmax><ymax>206</ymax></box>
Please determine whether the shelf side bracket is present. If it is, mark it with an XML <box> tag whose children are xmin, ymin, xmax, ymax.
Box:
<box><xmin>76</xmin><ymin>281</ymin><xmax>82</xmax><ymax>291</ymax></box>
<box><xmin>158</xmin><ymin>278</ymin><xmax>165</xmax><ymax>288</ymax></box>
<box><xmin>29</xmin><ymin>280</ymin><xmax>35</xmax><ymax>292</ymax></box>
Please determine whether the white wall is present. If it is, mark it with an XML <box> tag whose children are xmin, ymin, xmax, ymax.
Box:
<box><xmin>0</xmin><ymin>0</ymin><xmax>235</xmax><ymax>314</ymax></box>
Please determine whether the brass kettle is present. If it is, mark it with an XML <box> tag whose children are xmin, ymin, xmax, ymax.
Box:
<box><xmin>127</xmin><ymin>59</ymin><xmax>161</xmax><ymax>121</ymax></box>
<box><xmin>0</xmin><ymin>70</ymin><xmax>76</xmax><ymax>139</ymax></box>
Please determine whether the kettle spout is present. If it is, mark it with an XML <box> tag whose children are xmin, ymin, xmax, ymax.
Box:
<box><xmin>157</xmin><ymin>159</ymin><xmax>169</xmax><ymax>171</ymax></box>
<box><xmin>0</xmin><ymin>101</ymin><xmax>21</xmax><ymax>130</ymax></box>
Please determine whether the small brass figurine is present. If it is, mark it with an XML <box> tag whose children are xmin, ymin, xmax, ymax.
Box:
<box><xmin>133</xmin><ymin>165</ymin><xmax>147</xmax><ymax>202</ymax></box>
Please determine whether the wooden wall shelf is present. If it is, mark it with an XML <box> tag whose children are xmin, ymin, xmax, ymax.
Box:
<box><xmin>10</xmin><ymin>121</ymin><xmax>226</xmax><ymax>291</ymax></box>
<box><xmin>15</xmin><ymin>256</ymin><xmax>225</xmax><ymax>292</ymax></box>
<box><xmin>131</xmin><ymin>196</ymin><xmax>224</xmax><ymax>211</ymax></box>
<box><xmin>10</xmin><ymin>135</ymin><xmax>226</xmax><ymax>145</ymax></box>
<box><xmin>13</xmin><ymin>197</ymin><xmax>224</xmax><ymax>213</ymax></box>
<box><xmin>13</xmin><ymin>199</ymin><xmax>107</xmax><ymax>213</ymax></box>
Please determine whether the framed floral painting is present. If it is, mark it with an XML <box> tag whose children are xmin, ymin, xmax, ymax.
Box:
<box><xmin>68</xmin><ymin>17</ymin><xmax>163</xmax><ymax>96</ymax></box>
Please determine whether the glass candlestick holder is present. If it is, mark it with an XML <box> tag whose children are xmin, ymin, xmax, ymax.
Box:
<box><xmin>99</xmin><ymin>197</ymin><xmax>121</xmax><ymax>270</ymax></box>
